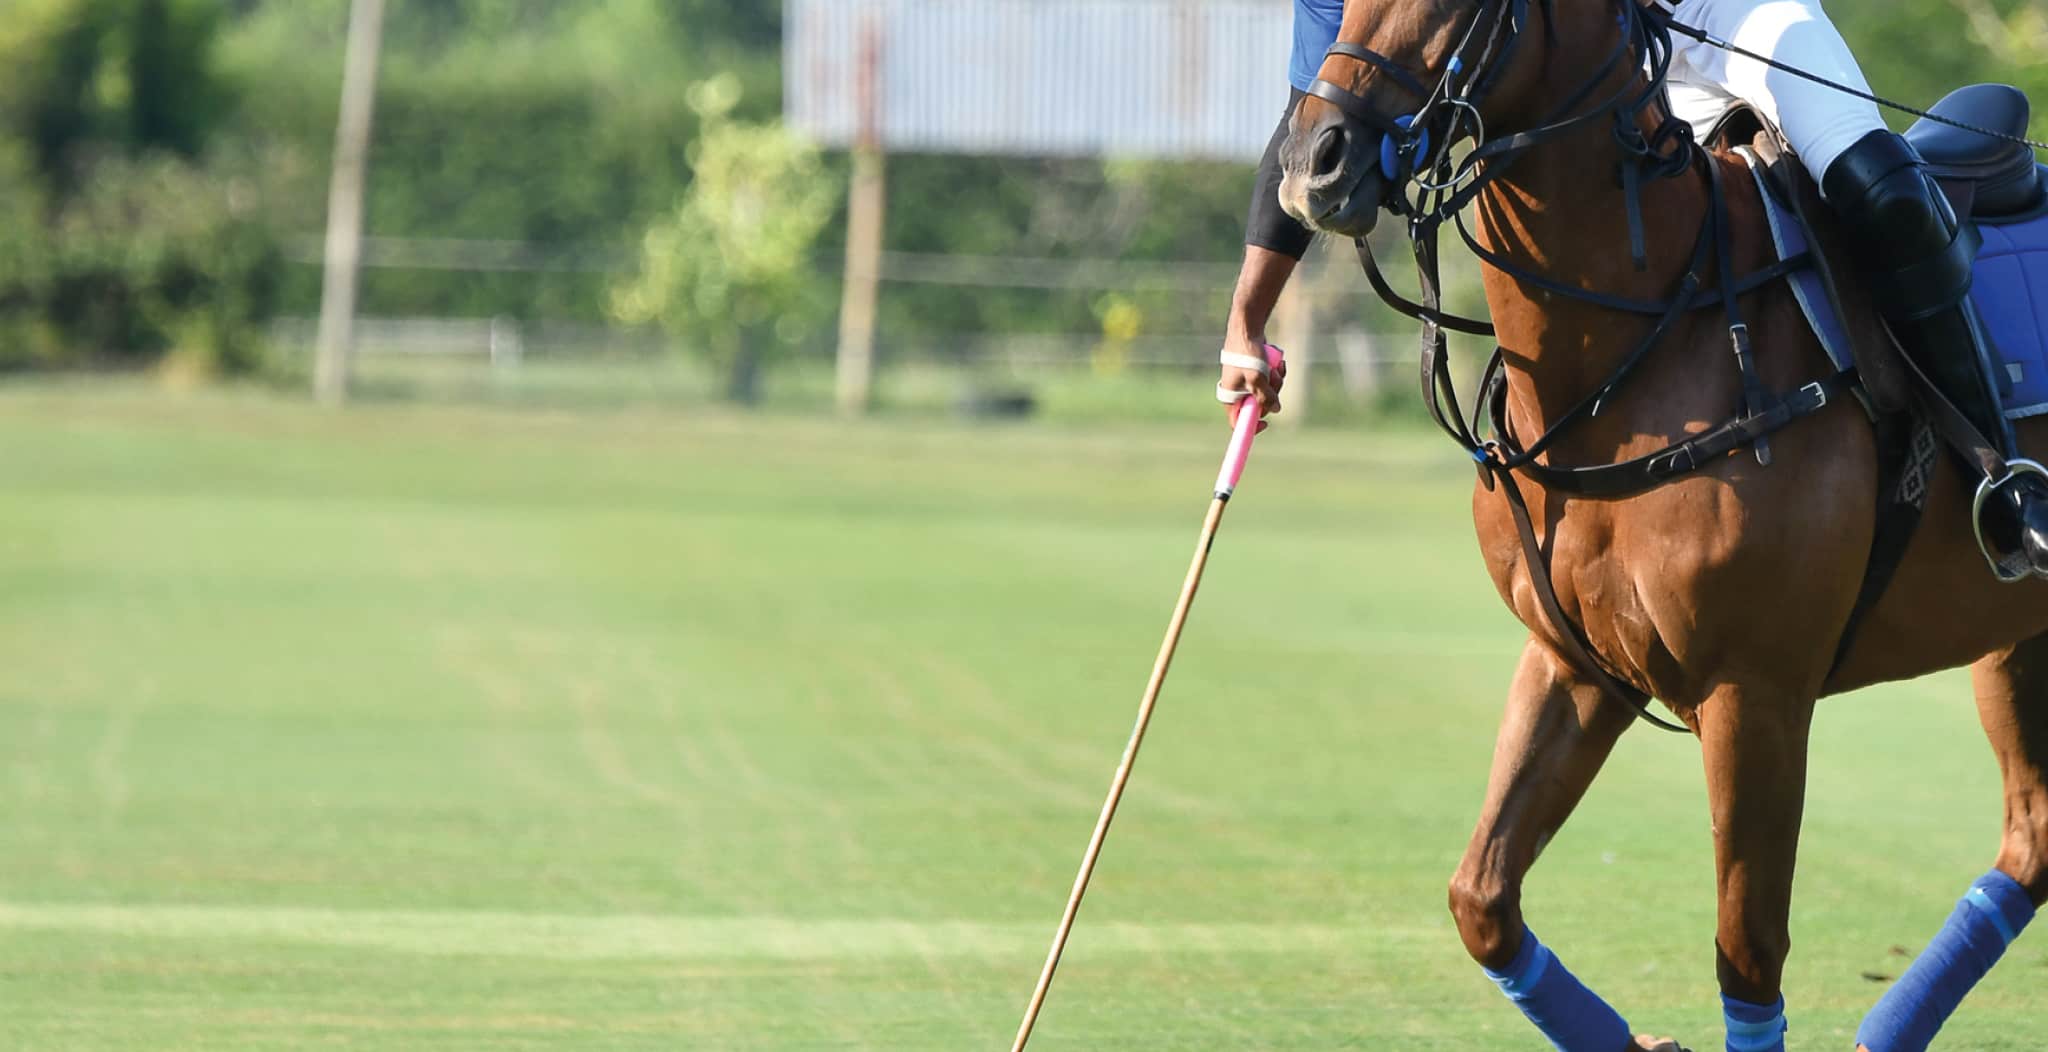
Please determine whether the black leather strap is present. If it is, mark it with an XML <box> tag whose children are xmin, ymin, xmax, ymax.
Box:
<box><xmin>1498</xmin><ymin>372</ymin><xmax>1856</xmax><ymax>499</ymax></box>
<box><xmin>1352</xmin><ymin>238</ymin><xmax>1496</xmax><ymax>336</ymax></box>
<box><xmin>1453</xmin><ymin>212</ymin><xmax>1812</xmax><ymax>317</ymax></box>
<box><xmin>1305</xmin><ymin>79</ymin><xmax>1415</xmax><ymax>139</ymax></box>
<box><xmin>1827</xmin><ymin>419</ymin><xmax>1935</xmax><ymax>679</ymax></box>
<box><xmin>1490</xmin><ymin>462</ymin><xmax>1694</xmax><ymax>734</ymax></box>
<box><xmin>1324</xmin><ymin>41</ymin><xmax>1431</xmax><ymax>99</ymax></box>
<box><xmin>1884</xmin><ymin>317</ymin><xmax>2011</xmax><ymax>482</ymax></box>
<box><xmin>1708</xmin><ymin>156</ymin><xmax>1774</xmax><ymax>466</ymax></box>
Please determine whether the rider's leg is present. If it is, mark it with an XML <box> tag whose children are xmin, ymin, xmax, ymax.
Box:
<box><xmin>1854</xmin><ymin>637</ymin><xmax>2048</xmax><ymax>1051</ymax></box>
<box><xmin>1667</xmin><ymin>0</ymin><xmax>2048</xmax><ymax>574</ymax></box>
<box><xmin>1661</xmin><ymin>0</ymin><xmax>1883</xmax><ymax>181</ymax></box>
<box><xmin>1450</xmin><ymin>642</ymin><xmax>1663</xmax><ymax>1051</ymax></box>
<box><xmin>1823</xmin><ymin>131</ymin><xmax>2048</xmax><ymax>573</ymax></box>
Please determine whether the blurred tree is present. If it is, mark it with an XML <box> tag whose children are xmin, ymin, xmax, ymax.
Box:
<box><xmin>0</xmin><ymin>0</ymin><xmax>277</xmax><ymax>371</ymax></box>
<box><xmin>610</xmin><ymin>75</ymin><xmax>836</xmax><ymax>402</ymax></box>
<box><xmin>218</xmin><ymin>0</ymin><xmax>779</xmax><ymax>323</ymax></box>
<box><xmin>126</xmin><ymin>0</ymin><xmax>2048</xmax><ymax>381</ymax></box>
<box><xmin>0</xmin><ymin>0</ymin><xmax>229</xmax><ymax>191</ymax></box>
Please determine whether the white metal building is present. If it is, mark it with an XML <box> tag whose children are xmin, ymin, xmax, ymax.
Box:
<box><xmin>785</xmin><ymin>0</ymin><xmax>1296</xmax><ymax>162</ymax></box>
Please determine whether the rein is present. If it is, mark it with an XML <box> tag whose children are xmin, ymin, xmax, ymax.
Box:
<box><xmin>1311</xmin><ymin>0</ymin><xmax>1855</xmax><ymax>734</ymax></box>
<box><xmin>1663</xmin><ymin>17</ymin><xmax>2048</xmax><ymax>153</ymax></box>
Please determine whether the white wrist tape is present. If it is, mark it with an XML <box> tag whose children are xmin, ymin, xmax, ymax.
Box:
<box><xmin>1216</xmin><ymin>383</ymin><xmax>1250</xmax><ymax>405</ymax></box>
<box><xmin>1218</xmin><ymin>350</ymin><xmax>1271</xmax><ymax>375</ymax></box>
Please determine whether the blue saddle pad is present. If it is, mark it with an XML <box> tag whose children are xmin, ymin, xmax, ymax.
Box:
<box><xmin>1974</xmin><ymin>213</ymin><xmax>2048</xmax><ymax>418</ymax></box>
<box><xmin>1742</xmin><ymin>152</ymin><xmax>2048</xmax><ymax>421</ymax></box>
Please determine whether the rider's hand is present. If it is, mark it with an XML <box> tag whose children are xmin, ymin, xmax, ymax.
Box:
<box><xmin>1217</xmin><ymin>332</ymin><xmax>1286</xmax><ymax>428</ymax></box>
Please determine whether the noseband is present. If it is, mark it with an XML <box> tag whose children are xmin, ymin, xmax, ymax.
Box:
<box><xmin>1303</xmin><ymin>0</ymin><xmax>1538</xmax><ymax>196</ymax></box>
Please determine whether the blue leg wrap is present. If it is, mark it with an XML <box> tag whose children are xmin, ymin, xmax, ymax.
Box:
<box><xmin>1484</xmin><ymin>926</ymin><xmax>1632</xmax><ymax>1052</ymax></box>
<box><xmin>1722</xmin><ymin>993</ymin><xmax>1786</xmax><ymax>1052</ymax></box>
<box><xmin>1855</xmin><ymin>869</ymin><xmax>2037</xmax><ymax>1052</ymax></box>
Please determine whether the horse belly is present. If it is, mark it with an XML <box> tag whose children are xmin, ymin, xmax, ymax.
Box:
<box><xmin>1828</xmin><ymin>427</ymin><xmax>2048</xmax><ymax>694</ymax></box>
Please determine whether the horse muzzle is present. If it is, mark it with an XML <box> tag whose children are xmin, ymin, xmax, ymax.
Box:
<box><xmin>1279</xmin><ymin>110</ymin><xmax>1387</xmax><ymax>239</ymax></box>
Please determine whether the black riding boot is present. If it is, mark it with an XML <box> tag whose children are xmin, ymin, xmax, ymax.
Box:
<box><xmin>1822</xmin><ymin>129</ymin><xmax>2048</xmax><ymax>579</ymax></box>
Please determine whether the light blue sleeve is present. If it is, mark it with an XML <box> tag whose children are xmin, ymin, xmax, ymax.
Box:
<box><xmin>1289</xmin><ymin>0</ymin><xmax>1347</xmax><ymax>93</ymax></box>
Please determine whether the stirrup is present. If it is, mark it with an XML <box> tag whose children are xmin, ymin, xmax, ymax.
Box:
<box><xmin>1971</xmin><ymin>458</ymin><xmax>2048</xmax><ymax>583</ymax></box>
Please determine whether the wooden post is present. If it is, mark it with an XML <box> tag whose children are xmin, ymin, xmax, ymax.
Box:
<box><xmin>834</xmin><ymin>17</ymin><xmax>886</xmax><ymax>417</ymax></box>
<box><xmin>1271</xmin><ymin>272</ymin><xmax>1313</xmax><ymax>428</ymax></box>
<box><xmin>313</xmin><ymin>0</ymin><xmax>386</xmax><ymax>406</ymax></box>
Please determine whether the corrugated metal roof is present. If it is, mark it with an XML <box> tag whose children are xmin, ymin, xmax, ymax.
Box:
<box><xmin>785</xmin><ymin>0</ymin><xmax>1294</xmax><ymax>161</ymax></box>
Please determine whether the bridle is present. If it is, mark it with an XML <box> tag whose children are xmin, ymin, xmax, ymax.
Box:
<box><xmin>1304</xmin><ymin>0</ymin><xmax>1857</xmax><ymax>734</ymax></box>
<box><xmin>1303</xmin><ymin>0</ymin><xmax>1542</xmax><ymax>205</ymax></box>
<box><xmin>1306</xmin><ymin>0</ymin><xmax>1696</xmax><ymax>237</ymax></box>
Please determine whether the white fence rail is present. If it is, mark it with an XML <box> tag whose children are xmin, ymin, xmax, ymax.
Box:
<box><xmin>269</xmin><ymin>317</ymin><xmax>665</xmax><ymax>364</ymax></box>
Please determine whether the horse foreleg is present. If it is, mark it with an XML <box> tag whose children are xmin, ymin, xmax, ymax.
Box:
<box><xmin>1449</xmin><ymin>641</ymin><xmax>1671</xmax><ymax>1052</ymax></box>
<box><xmin>1697</xmin><ymin>682</ymin><xmax>1814</xmax><ymax>1052</ymax></box>
<box><xmin>1852</xmin><ymin>636</ymin><xmax>2048</xmax><ymax>1052</ymax></box>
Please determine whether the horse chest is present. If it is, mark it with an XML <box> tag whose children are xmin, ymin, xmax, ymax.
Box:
<box><xmin>1472</xmin><ymin>480</ymin><xmax>1760</xmax><ymax>702</ymax></box>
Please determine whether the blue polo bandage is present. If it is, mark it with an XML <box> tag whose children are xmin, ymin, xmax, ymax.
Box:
<box><xmin>1855</xmin><ymin>869</ymin><xmax>2036</xmax><ymax>1052</ymax></box>
<box><xmin>1484</xmin><ymin>927</ymin><xmax>1631</xmax><ymax>1052</ymax></box>
<box><xmin>1722</xmin><ymin>993</ymin><xmax>1786</xmax><ymax>1052</ymax></box>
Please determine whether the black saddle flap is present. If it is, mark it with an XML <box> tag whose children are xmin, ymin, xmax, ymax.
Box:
<box><xmin>1905</xmin><ymin>84</ymin><xmax>2041</xmax><ymax>217</ymax></box>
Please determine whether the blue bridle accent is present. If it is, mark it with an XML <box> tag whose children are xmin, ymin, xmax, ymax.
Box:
<box><xmin>1381</xmin><ymin>114</ymin><xmax>1432</xmax><ymax>181</ymax></box>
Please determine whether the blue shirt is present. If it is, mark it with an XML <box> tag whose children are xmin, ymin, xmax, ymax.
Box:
<box><xmin>1290</xmin><ymin>0</ymin><xmax>1346</xmax><ymax>93</ymax></box>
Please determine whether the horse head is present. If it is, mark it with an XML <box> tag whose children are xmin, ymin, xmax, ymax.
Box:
<box><xmin>1279</xmin><ymin>0</ymin><xmax>1619</xmax><ymax>238</ymax></box>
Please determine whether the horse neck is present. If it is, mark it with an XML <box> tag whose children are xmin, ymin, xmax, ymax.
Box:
<box><xmin>1470</xmin><ymin>103</ymin><xmax>1715</xmax><ymax>437</ymax></box>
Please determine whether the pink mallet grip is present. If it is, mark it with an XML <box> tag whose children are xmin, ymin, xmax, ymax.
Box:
<box><xmin>1215</xmin><ymin>344</ymin><xmax>1285</xmax><ymax>497</ymax></box>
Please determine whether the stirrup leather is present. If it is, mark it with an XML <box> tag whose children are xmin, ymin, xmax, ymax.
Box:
<box><xmin>1971</xmin><ymin>459</ymin><xmax>2048</xmax><ymax>583</ymax></box>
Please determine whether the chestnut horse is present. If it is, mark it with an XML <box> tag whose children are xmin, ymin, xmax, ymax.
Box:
<box><xmin>1275</xmin><ymin>0</ymin><xmax>2048</xmax><ymax>1048</ymax></box>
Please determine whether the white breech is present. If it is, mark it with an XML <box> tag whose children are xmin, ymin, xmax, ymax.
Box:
<box><xmin>1656</xmin><ymin>0</ymin><xmax>1887</xmax><ymax>182</ymax></box>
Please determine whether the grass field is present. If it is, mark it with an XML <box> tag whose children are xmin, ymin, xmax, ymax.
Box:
<box><xmin>0</xmin><ymin>383</ymin><xmax>2039</xmax><ymax>1050</ymax></box>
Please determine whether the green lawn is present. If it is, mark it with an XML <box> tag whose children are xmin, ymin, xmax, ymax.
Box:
<box><xmin>0</xmin><ymin>383</ymin><xmax>2036</xmax><ymax>1050</ymax></box>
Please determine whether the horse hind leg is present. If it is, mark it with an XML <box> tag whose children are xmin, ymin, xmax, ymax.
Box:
<box><xmin>1854</xmin><ymin>635</ymin><xmax>2048</xmax><ymax>1052</ymax></box>
<box><xmin>1448</xmin><ymin>640</ymin><xmax>1682</xmax><ymax>1051</ymax></box>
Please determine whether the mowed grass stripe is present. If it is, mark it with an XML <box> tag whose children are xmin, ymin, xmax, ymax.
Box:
<box><xmin>0</xmin><ymin>902</ymin><xmax>1431</xmax><ymax>961</ymax></box>
<box><xmin>2</xmin><ymin>386</ymin><xmax>2040</xmax><ymax>1051</ymax></box>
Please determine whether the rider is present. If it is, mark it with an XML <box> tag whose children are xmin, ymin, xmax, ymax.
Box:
<box><xmin>1218</xmin><ymin>0</ymin><xmax>2048</xmax><ymax>579</ymax></box>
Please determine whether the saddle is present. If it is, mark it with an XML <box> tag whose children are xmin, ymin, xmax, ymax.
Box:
<box><xmin>1705</xmin><ymin>81</ymin><xmax>2043</xmax><ymax>217</ymax></box>
<box><xmin>1908</xmin><ymin>83</ymin><xmax>2043</xmax><ymax>220</ymax></box>
<box><xmin>1707</xmin><ymin>84</ymin><xmax>2048</xmax><ymax>652</ymax></box>
<box><xmin>1714</xmin><ymin>86</ymin><xmax>2048</xmax><ymax>423</ymax></box>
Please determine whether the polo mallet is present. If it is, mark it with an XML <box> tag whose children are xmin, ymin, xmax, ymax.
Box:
<box><xmin>1008</xmin><ymin>344</ymin><xmax>1285</xmax><ymax>1052</ymax></box>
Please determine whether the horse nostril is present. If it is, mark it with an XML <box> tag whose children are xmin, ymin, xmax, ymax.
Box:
<box><xmin>1310</xmin><ymin>125</ymin><xmax>1349</xmax><ymax>181</ymax></box>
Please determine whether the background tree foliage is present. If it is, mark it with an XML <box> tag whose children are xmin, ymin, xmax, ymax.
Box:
<box><xmin>610</xmin><ymin>75</ymin><xmax>837</xmax><ymax>402</ymax></box>
<box><xmin>217</xmin><ymin>0</ymin><xmax>782</xmax><ymax>325</ymax></box>
<box><xmin>1</xmin><ymin>0</ymin><xmax>2043</xmax><ymax>378</ymax></box>
<box><xmin>202</xmin><ymin>0</ymin><xmax>2048</xmax><ymax>371</ymax></box>
<box><xmin>0</xmin><ymin>0</ymin><xmax>278</xmax><ymax>372</ymax></box>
